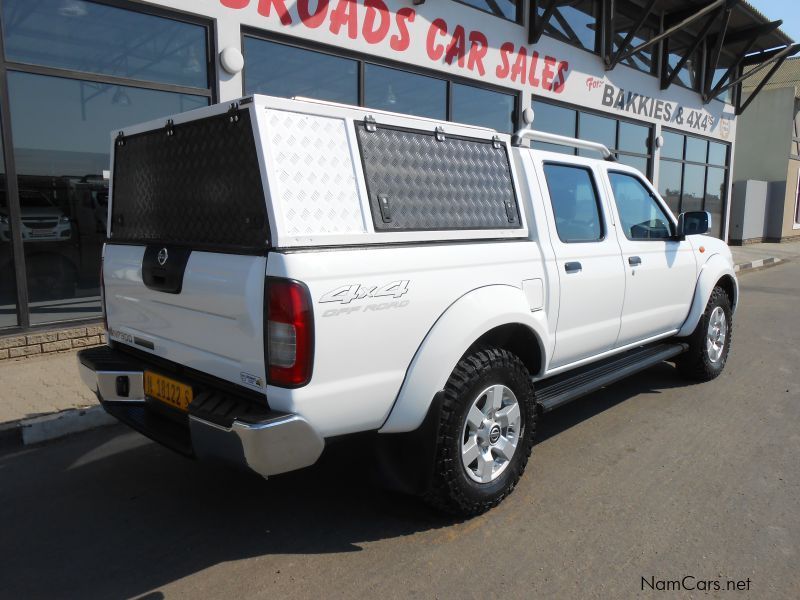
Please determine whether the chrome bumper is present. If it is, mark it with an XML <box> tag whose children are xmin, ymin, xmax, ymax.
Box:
<box><xmin>77</xmin><ymin>351</ymin><xmax>324</xmax><ymax>478</ymax></box>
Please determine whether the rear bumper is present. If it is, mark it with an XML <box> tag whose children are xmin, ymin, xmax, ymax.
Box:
<box><xmin>77</xmin><ymin>345</ymin><xmax>324</xmax><ymax>478</ymax></box>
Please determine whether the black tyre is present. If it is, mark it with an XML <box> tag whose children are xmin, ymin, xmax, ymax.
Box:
<box><xmin>425</xmin><ymin>348</ymin><xmax>537</xmax><ymax>516</ymax></box>
<box><xmin>676</xmin><ymin>285</ymin><xmax>733</xmax><ymax>381</ymax></box>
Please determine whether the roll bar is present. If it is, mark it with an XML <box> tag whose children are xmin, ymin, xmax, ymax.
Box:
<box><xmin>512</xmin><ymin>128</ymin><xmax>617</xmax><ymax>161</ymax></box>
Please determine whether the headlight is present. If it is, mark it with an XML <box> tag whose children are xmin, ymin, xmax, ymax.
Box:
<box><xmin>59</xmin><ymin>215</ymin><xmax>70</xmax><ymax>224</ymax></box>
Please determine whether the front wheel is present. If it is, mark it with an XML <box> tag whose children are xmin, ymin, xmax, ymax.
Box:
<box><xmin>677</xmin><ymin>285</ymin><xmax>733</xmax><ymax>381</ymax></box>
<box><xmin>425</xmin><ymin>348</ymin><xmax>536</xmax><ymax>516</ymax></box>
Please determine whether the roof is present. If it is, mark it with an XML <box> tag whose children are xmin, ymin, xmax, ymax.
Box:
<box><xmin>742</xmin><ymin>56</ymin><xmax>800</xmax><ymax>99</ymax></box>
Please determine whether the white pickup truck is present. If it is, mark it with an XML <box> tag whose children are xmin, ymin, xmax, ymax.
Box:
<box><xmin>78</xmin><ymin>95</ymin><xmax>737</xmax><ymax>516</ymax></box>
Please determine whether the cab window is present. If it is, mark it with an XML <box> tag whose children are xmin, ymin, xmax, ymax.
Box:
<box><xmin>608</xmin><ymin>171</ymin><xmax>672</xmax><ymax>240</ymax></box>
<box><xmin>543</xmin><ymin>164</ymin><xmax>604</xmax><ymax>243</ymax></box>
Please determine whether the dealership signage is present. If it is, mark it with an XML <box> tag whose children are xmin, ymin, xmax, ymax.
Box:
<box><xmin>217</xmin><ymin>0</ymin><xmax>732</xmax><ymax>139</ymax></box>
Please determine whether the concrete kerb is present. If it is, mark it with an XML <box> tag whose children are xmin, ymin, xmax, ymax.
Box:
<box><xmin>1</xmin><ymin>405</ymin><xmax>117</xmax><ymax>448</ymax></box>
<box><xmin>734</xmin><ymin>257</ymin><xmax>783</xmax><ymax>274</ymax></box>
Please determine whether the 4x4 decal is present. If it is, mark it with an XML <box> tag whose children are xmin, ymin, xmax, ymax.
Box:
<box><xmin>319</xmin><ymin>280</ymin><xmax>410</xmax><ymax>304</ymax></box>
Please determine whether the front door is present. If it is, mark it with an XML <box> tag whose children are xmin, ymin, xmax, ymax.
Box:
<box><xmin>540</xmin><ymin>161</ymin><xmax>626</xmax><ymax>369</ymax></box>
<box><xmin>605</xmin><ymin>170</ymin><xmax>697</xmax><ymax>346</ymax></box>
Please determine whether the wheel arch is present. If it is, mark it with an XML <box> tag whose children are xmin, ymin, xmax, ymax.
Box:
<box><xmin>677</xmin><ymin>254</ymin><xmax>739</xmax><ymax>338</ymax></box>
<box><xmin>379</xmin><ymin>284</ymin><xmax>549</xmax><ymax>434</ymax></box>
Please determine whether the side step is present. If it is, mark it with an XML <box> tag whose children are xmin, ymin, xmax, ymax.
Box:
<box><xmin>535</xmin><ymin>343</ymin><xmax>688</xmax><ymax>413</ymax></box>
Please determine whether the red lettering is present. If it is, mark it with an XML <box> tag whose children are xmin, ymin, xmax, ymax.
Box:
<box><xmin>426</xmin><ymin>18</ymin><xmax>448</xmax><ymax>61</ymax></box>
<box><xmin>390</xmin><ymin>7</ymin><xmax>415</xmax><ymax>51</ymax></box>
<box><xmin>510</xmin><ymin>47</ymin><xmax>528</xmax><ymax>84</ymax></box>
<box><xmin>496</xmin><ymin>42</ymin><xmax>514</xmax><ymax>79</ymax></box>
<box><xmin>528</xmin><ymin>51</ymin><xmax>540</xmax><ymax>87</ymax></box>
<box><xmin>363</xmin><ymin>0</ymin><xmax>390</xmax><ymax>44</ymax></box>
<box><xmin>298</xmin><ymin>0</ymin><xmax>328</xmax><ymax>28</ymax></box>
<box><xmin>542</xmin><ymin>55</ymin><xmax>556</xmax><ymax>90</ymax></box>
<box><xmin>220</xmin><ymin>0</ymin><xmax>250</xmax><ymax>7</ymax></box>
<box><xmin>444</xmin><ymin>25</ymin><xmax>466</xmax><ymax>67</ymax></box>
<box><xmin>329</xmin><ymin>0</ymin><xmax>358</xmax><ymax>39</ymax></box>
<box><xmin>553</xmin><ymin>61</ymin><xmax>569</xmax><ymax>93</ymax></box>
<box><xmin>467</xmin><ymin>31</ymin><xmax>487</xmax><ymax>76</ymax></box>
<box><xmin>257</xmin><ymin>0</ymin><xmax>292</xmax><ymax>25</ymax></box>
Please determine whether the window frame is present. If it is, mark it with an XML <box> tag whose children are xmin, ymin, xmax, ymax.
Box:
<box><xmin>0</xmin><ymin>0</ymin><xmax>216</xmax><ymax>332</ymax></box>
<box><xmin>607</xmin><ymin>169</ymin><xmax>676</xmax><ymax>241</ymax></box>
<box><xmin>542</xmin><ymin>161</ymin><xmax>607</xmax><ymax>244</ymax></box>
<box><xmin>242</xmin><ymin>28</ymin><xmax>521</xmax><ymax>133</ymax></box>
<box><xmin>658</xmin><ymin>127</ymin><xmax>730</xmax><ymax>238</ymax></box>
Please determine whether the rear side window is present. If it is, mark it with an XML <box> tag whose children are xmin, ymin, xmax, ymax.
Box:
<box><xmin>543</xmin><ymin>164</ymin><xmax>604</xmax><ymax>243</ymax></box>
<box><xmin>608</xmin><ymin>172</ymin><xmax>672</xmax><ymax>240</ymax></box>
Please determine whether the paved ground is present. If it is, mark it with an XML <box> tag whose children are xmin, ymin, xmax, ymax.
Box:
<box><xmin>0</xmin><ymin>351</ymin><xmax>96</xmax><ymax>423</ymax></box>
<box><xmin>730</xmin><ymin>239</ymin><xmax>800</xmax><ymax>264</ymax></box>
<box><xmin>1</xmin><ymin>261</ymin><xmax>798</xmax><ymax>599</ymax></box>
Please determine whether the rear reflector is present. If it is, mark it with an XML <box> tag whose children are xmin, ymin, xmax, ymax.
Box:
<box><xmin>266</xmin><ymin>278</ymin><xmax>314</xmax><ymax>387</ymax></box>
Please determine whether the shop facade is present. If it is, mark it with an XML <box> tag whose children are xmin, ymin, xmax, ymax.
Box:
<box><xmin>0</xmin><ymin>0</ymin><xmax>793</xmax><ymax>334</ymax></box>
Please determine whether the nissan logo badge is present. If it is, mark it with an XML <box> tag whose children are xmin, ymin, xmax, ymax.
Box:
<box><xmin>157</xmin><ymin>248</ymin><xmax>169</xmax><ymax>266</ymax></box>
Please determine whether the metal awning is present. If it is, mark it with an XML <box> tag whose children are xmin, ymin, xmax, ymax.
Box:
<box><xmin>528</xmin><ymin>0</ymin><xmax>798</xmax><ymax>114</ymax></box>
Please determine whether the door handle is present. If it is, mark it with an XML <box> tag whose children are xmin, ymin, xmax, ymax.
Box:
<box><xmin>564</xmin><ymin>261</ymin><xmax>582</xmax><ymax>273</ymax></box>
<box><xmin>628</xmin><ymin>256</ymin><xmax>642</xmax><ymax>266</ymax></box>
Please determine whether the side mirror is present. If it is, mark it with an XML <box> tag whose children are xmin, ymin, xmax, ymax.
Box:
<box><xmin>675</xmin><ymin>211</ymin><xmax>711</xmax><ymax>238</ymax></box>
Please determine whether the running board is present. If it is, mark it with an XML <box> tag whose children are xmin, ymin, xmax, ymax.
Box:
<box><xmin>535</xmin><ymin>343</ymin><xmax>688</xmax><ymax>413</ymax></box>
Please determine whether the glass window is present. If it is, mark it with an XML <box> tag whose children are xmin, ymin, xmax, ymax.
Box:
<box><xmin>661</xmin><ymin>131</ymin><xmax>684</xmax><ymax>160</ymax></box>
<box><xmin>608</xmin><ymin>172</ymin><xmax>671</xmax><ymax>240</ymax></box>
<box><xmin>578</xmin><ymin>113</ymin><xmax>615</xmax><ymax>157</ymax></box>
<box><xmin>244</xmin><ymin>37</ymin><xmax>357</xmax><ymax>104</ymax></box>
<box><xmin>614</xmin><ymin>13</ymin><xmax>656</xmax><ymax>74</ymax></box>
<box><xmin>681</xmin><ymin>164</ymin><xmax>705</xmax><ymax>213</ymax></box>
<box><xmin>543</xmin><ymin>164</ymin><xmax>604</xmax><ymax>243</ymax></box>
<box><xmin>705</xmin><ymin>167</ymin><xmax>726</xmax><ymax>238</ymax></box>
<box><xmin>617</xmin><ymin>154</ymin><xmax>648</xmax><ymax>176</ymax></box>
<box><xmin>0</xmin><ymin>124</ymin><xmax>19</xmax><ymax>328</ymax></box>
<box><xmin>708</xmin><ymin>142</ymin><xmax>727</xmax><ymax>166</ymax></box>
<box><xmin>7</xmin><ymin>71</ymin><xmax>208</xmax><ymax>325</ymax></box>
<box><xmin>668</xmin><ymin>48</ymin><xmax>699</xmax><ymax>90</ymax></box>
<box><xmin>539</xmin><ymin>1</ymin><xmax>597</xmax><ymax>52</ymax></box>
<box><xmin>711</xmin><ymin>68</ymin><xmax>733</xmax><ymax>104</ymax></box>
<box><xmin>658</xmin><ymin>160</ymin><xmax>682</xmax><ymax>216</ymax></box>
<box><xmin>455</xmin><ymin>0</ymin><xmax>518</xmax><ymax>21</ymax></box>
<box><xmin>532</xmin><ymin>101</ymin><xmax>576</xmax><ymax>155</ymax></box>
<box><xmin>451</xmin><ymin>84</ymin><xmax>515</xmax><ymax>133</ymax></box>
<box><xmin>365</xmin><ymin>64</ymin><xmax>446</xmax><ymax>120</ymax></box>
<box><xmin>685</xmin><ymin>136</ymin><xmax>708</xmax><ymax>163</ymax></box>
<box><xmin>2</xmin><ymin>0</ymin><xmax>208</xmax><ymax>89</ymax></box>
<box><xmin>618</xmin><ymin>122</ymin><xmax>650</xmax><ymax>154</ymax></box>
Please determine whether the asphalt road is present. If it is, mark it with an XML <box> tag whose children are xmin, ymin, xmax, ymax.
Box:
<box><xmin>2</xmin><ymin>262</ymin><xmax>798</xmax><ymax>599</ymax></box>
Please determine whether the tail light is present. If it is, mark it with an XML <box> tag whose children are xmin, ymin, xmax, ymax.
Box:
<box><xmin>100</xmin><ymin>258</ymin><xmax>108</xmax><ymax>332</ymax></box>
<box><xmin>266</xmin><ymin>278</ymin><xmax>314</xmax><ymax>388</ymax></box>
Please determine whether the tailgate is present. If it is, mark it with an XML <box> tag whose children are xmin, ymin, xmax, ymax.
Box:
<box><xmin>104</xmin><ymin>104</ymin><xmax>270</xmax><ymax>393</ymax></box>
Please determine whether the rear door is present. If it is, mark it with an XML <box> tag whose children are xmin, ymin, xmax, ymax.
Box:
<box><xmin>104</xmin><ymin>105</ymin><xmax>271</xmax><ymax>392</ymax></box>
<box><xmin>604</xmin><ymin>170</ymin><xmax>697</xmax><ymax>346</ymax></box>
<box><xmin>539</xmin><ymin>160</ymin><xmax>626</xmax><ymax>369</ymax></box>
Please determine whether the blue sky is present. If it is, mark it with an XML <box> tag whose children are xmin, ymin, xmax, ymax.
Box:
<box><xmin>748</xmin><ymin>0</ymin><xmax>800</xmax><ymax>43</ymax></box>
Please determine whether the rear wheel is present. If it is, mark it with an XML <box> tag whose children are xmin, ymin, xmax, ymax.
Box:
<box><xmin>677</xmin><ymin>285</ymin><xmax>733</xmax><ymax>381</ymax></box>
<box><xmin>425</xmin><ymin>348</ymin><xmax>536</xmax><ymax>516</ymax></box>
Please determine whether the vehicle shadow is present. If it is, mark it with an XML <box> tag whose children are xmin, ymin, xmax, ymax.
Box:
<box><xmin>0</xmin><ymin>362</ymin><xmax>690</xmax><ymax>599</ymax></box>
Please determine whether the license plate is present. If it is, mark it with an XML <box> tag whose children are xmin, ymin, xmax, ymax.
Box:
<box><xmin>144</xmin><ymin>371</ymin><xmax>193</xmax><ymax>412</ymax></box>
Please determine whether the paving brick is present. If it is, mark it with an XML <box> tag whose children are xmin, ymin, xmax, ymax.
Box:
<box><xmin>86</xmin><ymin>325</ymin><xmax>105</xmax><ymax>336</ymax></box>
<box><xmin>72</xmin><ymin>336</ymin><xmax>101</xmax><ymax>348</ymax></box>
<box><xmin>57</xmin><ymin>328</ymin><xmax>87</xmax><ymax>341</ymax></box>
<box><xmin>0</xmin><ymin>336</ymin><xmax>27</xmax><ymax>350</ymax></box>
<box><xmin>42</xmin><ymin>340</ymin><xmax>74</xmax><ymax>353</ymax></box>
<box><xmin>27</xmin><ymin>332</ymin><xmax>58</xmax><ymax>345</ymax></box>
<box><xmin>0</xmin><ymin>349</ymin><xmax>8</xmax><ymax>360</ymax></box>
<box><xmin>10</xmin><ymin>345</ymin><xmax>42</xmax><ymax>358</ymax></box>
<box><xmin>99</xmin><ymin>333</ymin><xmax>107</xmax><ymax>343</ymax></box>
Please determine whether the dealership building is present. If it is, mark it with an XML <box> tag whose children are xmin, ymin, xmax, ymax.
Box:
<box><xmin>0</xmin><ymin>0</ymin><xmax>795</xmax><ymax>339</ymax></box>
